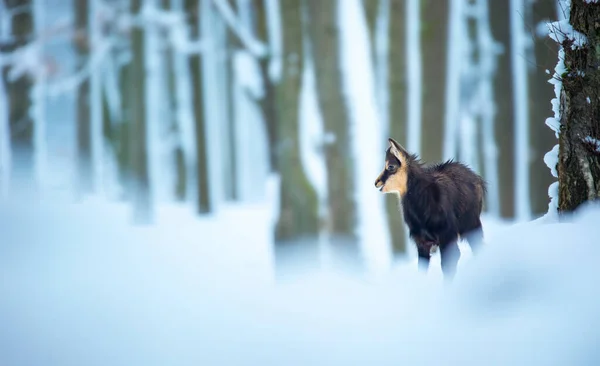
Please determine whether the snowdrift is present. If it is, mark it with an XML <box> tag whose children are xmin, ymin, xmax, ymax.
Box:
<box><xmin>1</xmin><ymin>197</ymin><xmax>599</xmax><ymax>366</ymax></box>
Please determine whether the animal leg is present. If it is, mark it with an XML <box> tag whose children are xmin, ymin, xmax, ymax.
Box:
<box><xmin>464</xmin><ymin>219</ymin><xmax>484</xmax><ymax>254</ymax></box>
<box><xmin>439</xmin><ymin>239</ymin><xmax>460</xmax><ymax>281</ymax></box>
<box><xmin>416</xmin><ymin>243</ymin><xmax>431</xmax><ymax>273</ymax></box>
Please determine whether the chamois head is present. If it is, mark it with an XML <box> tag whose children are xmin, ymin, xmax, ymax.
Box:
<box><xmin>374</xmin><ymin>138</ymin><xmax>412</xmax><ymax>196</ymax></box>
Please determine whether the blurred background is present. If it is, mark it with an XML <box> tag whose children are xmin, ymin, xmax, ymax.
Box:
<box><xmin>0</xmin><ymin>0</ymin><xmax>561</xmax><ymax>276</ymax></box>
<box><xmin>6</xmin><ymin>1</ymin><xmax>600</xmax><ymax>365</ymax></box>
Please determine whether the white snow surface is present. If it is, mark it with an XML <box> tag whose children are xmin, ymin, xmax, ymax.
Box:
<box><xmin>2</xmin><ymin>193</ymin><xmax>600</xmax><ymax>366</ymax></box>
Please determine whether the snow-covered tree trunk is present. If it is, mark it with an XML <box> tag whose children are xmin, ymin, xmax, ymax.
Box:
<box><xmin>554</xmin><ymin>0</ymin><xmax>600</xmax><ymax>213</ymax></box>
<box><xmin>130</xmin><ymin>0</ymin><xmax>152</xmax><ymax>222</ymax></box>
<box><xmin>4</xmin><ymin>0</ymin><xmax>35</xmax><ymax>188</ymax></box>
<box><xmin>89</xmin><ymin>0</ymin><xmax>104</xmax><ymax>194</ymax></box>
<box><xmin>31</xmin><ymin>0</ymin><xmax>47</xmax><ymax>190</ymax></box>
<box><xmin>167</xmin><ymin>0</ymin><xmax>197</xmax><ymax>204</ymax></box>
<box><xmin>420</xmin><ymin>0</ymin><xmax>447</xmax><ymax>163</ymax></box>
<box><xmin>161</xmin><ymin>0</ymin><xmax>187</xmax><ymax>201</ymax></box>
<box><xmin>273</xmin><ymin>0</ymin><xmax>320</xmax><ymax>241</ymax></box>
<box><xmin>384</xmin><ymin>0</ymin><xmax>408</xmax><ymax>256</ymax></box>
<box><xmin>528</xmin><ymin>0</ymin><xmax>559</xmax><ymax>216</ymax></box>
<box><xmin>490</xmin><ymin>0</ymin><xmax>516</xmax><ymax>219</ymax></box>
<box><xmin>306</xmin><ymin>0</ymin><xmax>358</xmax><ymax>243</ymax></box>
<box><xmin>185</xmin><ymin>0</ymin><xmax>212</xmax><ymax>213</ymax></box>
<box><xmin>509</xmin><ymin>0</ymin><xmax>531</xmax><ymax>221</ymax></box>
<box><xmin>476</xmin><ymin>0</ymin><xmax>501</xmax><ymax>217</ymax></box>
<box><xmin>0</xmin><ymin>4</ymin><xmax>12</xmax><ymax>198</ymax></box>
<box><xmin>74</xmin><ymin>0</ymin><xmax>93</xmax><ymax>196</ymax></box>
<box><xmin>255</xmin><ymin>0</ymin><xmax>280</xmax><ymax>174</ymax></box>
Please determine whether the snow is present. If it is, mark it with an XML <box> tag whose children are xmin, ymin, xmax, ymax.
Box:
<box><xmin>544</xmin><ymin>2</ymin><xmax>570</xmax><ymax>216</ymax></box>
<box><xmin>544</xmin><ymin>144</ymin><xmax>559</xmax><ymax>178</ymax></box>
<box><xmin>548</xmin><ymin>19</ymin><xmax>587</xmax><ymax>50</ymax></box>
<box><xmin>2</xmin><ymin>188</ymin><xmax>600</xmax><ymax>365</ymax></box>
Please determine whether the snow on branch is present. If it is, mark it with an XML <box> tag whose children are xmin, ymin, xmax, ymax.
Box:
<box><xmin>46</xmin><ymin>37</ymin><xmax>115</xmax><ymax>97</ymax></box>
<box><xmin>211</xmin><ymin>0</ymin><xmax>268</xmax><ymax>58</ymax></box>
<box><xmin>548</xmin><ymin>18</ymin><xmax>587</xmax><ymax>49</ymax></box>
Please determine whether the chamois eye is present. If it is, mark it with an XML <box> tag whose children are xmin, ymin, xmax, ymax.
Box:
<box><xmin>387</xmin><ymin>165</ymin><xmax>397</xmax><ymax>171</ymax></box>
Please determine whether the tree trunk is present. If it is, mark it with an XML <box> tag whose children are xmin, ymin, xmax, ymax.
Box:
<box><xmin>420</xmin><ymin>0</ymin><xmax>448</xmax><ymax>163</ymax></box>
<box><xmin>161</xmin><ymin>0</ymin><xmax>187</xmax><ymax>201</ymax></box>
<box><xmin>362</xmin><ymin>0</ymin><xmax>379</xmax><ymax>72</ymax></box>
<box><xmin>4</xmin><ymin>0</ymin><xmax>34</xmax><ymax>185</ymax></box>
<box><xmin>557</xmin><ymin>0</ymin><xmax>600</xmax><ymax>213</ymax></box>
<box><xmin>273</xmin><ymin>0</ymin><xmax>320</xmax><ymax>241</ymax></box>
<box><xmin>254</xmin><ymin>0</ymin><xmax>279</xmax><ymax>173</ymax></box>
<box><xmin>385</xmin><ymin>0</ymin><xmax>408</xmax><ymax>256</ymax></box>
<box><xmin>74</xmin><ymin>0</ymin><xmax>92</xmax><ymax>195</ymax></box>
<box><xmin>130</xmin><ymin>0</ymin><xmax>152</xmax><ymax>222</ymax></box>
<box><xmin>185</xmin><ymin>0</ymin><xmax>212</xmax><ymax>213</ymax></box>
<box><xmin>306</xmin><ymin>0</ymin><xmax>358</xmax><ymax>241</ymax></box>
<box><xmin>528</xmin><ymin>0</ymin><xmax>559</xmax><ymax>216</ymax></box>
<box><xmin>489</xmin><ymin>0</ymin><xmax>515</xmax><ymax>219</ymax></box>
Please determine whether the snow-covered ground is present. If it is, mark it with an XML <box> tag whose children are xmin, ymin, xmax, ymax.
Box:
<box><xmin>2</xmin><ymin>186</ymin><xmax>600</xmax><ymax>366</ymax></box>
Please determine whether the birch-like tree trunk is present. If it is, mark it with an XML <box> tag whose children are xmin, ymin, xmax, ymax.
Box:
<box><xmin>4</xmin><ymin>0</ymin><xmax>34</xmax><ymax>186</ymax></box>
<box><xmin>161</xmin><ymin>0</ymin><xmax>187</xmax><ymax>201</ymax></box>
<box><xmin>384</xmin><ymin>0</ymin><xmax>408</xmax><ymax>255</ymax></box>
<box><xmin>274</xmin><ymin>0</ymin><xmax>320</xmax><ymax>241</ymax></box>
<box><xmin>185</xmin><ymin>0</ymin><xmax>212</xmax><ymax>213</ymax></box>
<box><xmin>528</xmin><ymin>0</ymin><xmax>559</xmax><ymax>216</ymax></box>
<box><xmin>489</xmin><ymin>0</ymin><xmax>515</xmax><ymax>219</ymax></box>
<box><xmin>306</xmin><ymin>0</ymin><xmax>358</xmax><ymax>242</ymax></box>
<box><xmin>254</xmin><ymin>0</ymin><xmax>279</xmax><ymax>174</ymax></box>
<box><xmin>130</xmin><ymin>0</ymin><xmax>152</xmax><ymax>222</ymax></box>
<box><xmin>74</xmin><ymin>0</ymin><xmax>92</xmax><ymax>195</ymax></box>
<box><xmin>556</xmin><ymin>0</ymin><xmax>600</xmax><ymax>213</ymax></box>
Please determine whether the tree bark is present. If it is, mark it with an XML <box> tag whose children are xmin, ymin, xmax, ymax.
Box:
<box><xmin>185</xmin><ymin>0</ymin><xmax>212</xmax><ymax>213</ymax></box>
<box><xmin>557</xmin><ymin>0</ymin><xmax>600</xmax><ymax>213</ymax></box>
<box><xmin>528</xmin><ymin>0</ymin><xmax>559</xmax><ymax>216</ymax></box>
<box><xmin>420</xmin><ymin>0</ymin><xmax>448</xmax><ymax>163</ymax></box>
<box><xmin>4</xmin><ymin>0</ymin><xmax>34</xmax><ymax>184</ymax></box>
<box><xmin>385</xmin><ymin>0</ymin><xmax>408</xmax><ymax>255</ymax></box>
<box><xmin>130</xmin><ymin>0</ymin><xmax>151</xmax><ymax>222</ymax></box>
<box><xmin>490</xmin><ymin>0</ymin><xmax>515</xmax><ymax>219</ymax></box>
<box><xmin>274</xmin><ymin>0</ymin><xmax>320</xmax><ymax>241</ymax></box>
<box><xmin>306</xmin><ymin>0</ymin><xmax>358</xmax><ymax>241</ymax></box>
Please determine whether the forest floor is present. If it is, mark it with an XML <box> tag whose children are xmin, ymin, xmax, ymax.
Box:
<box><xmin>2</xmin><ymin>187</ymin><xmax>600</xmax><ymax>366</ymax></box>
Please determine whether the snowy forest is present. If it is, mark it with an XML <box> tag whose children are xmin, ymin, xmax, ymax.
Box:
<box><xmin>2</xmin><ymin>0</ymin><xmax>600</xmax><ymax>365</ymax></box>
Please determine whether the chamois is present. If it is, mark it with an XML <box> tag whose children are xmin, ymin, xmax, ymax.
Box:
<box><xmin>374</xmin><ymin>138</ymin><xmax>486</xmax><ymax>279</ymax></box>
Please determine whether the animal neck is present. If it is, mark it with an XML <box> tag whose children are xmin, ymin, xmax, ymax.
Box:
<box><xmin>404</xmin><ymin>164</ymin><xmax>434</xmax><ymax>198</ymax></box>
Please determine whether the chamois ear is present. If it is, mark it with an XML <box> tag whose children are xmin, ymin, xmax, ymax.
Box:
<box><xmin>388</xmin><ymin>137</ymin><xmax>409</xmax><ymax>161</ymax></box>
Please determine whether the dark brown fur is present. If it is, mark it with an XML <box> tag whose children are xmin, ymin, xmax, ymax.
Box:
<box><xmin>375</xmin><ymin>138</ymin><xmax>486</xmax><ymax>279</ymax></box>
